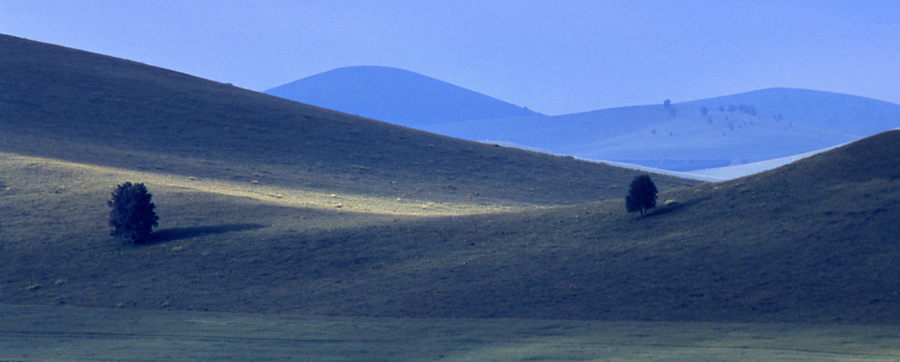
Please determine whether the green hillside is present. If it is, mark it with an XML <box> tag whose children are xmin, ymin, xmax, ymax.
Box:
<box><xmin>2</xmin><ymin>34</ymin><xmax>899</xmax><ymax>325</ymax></box>
<box><xmin>0</xmin><ymin>34</ymin><xmax>695</xmax><ymax>207</ymax></box>
<box><xmin>3</xmin><ymin>131</ymin><xmax>898</xmax><ymax>324</ymax></box>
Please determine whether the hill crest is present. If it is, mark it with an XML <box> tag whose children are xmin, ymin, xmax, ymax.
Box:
<box><xmin>264</xmin><ymin>66</ymin><xmax>541</xmax><ymax>127</ymax></box>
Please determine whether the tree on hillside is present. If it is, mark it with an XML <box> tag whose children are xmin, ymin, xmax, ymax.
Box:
<box><xmin>626</xmin><ymin>175</ymin><xmax>657</xmax><ymax>217</ymax></box>
<box><xmin>663</xmin><ymin>99</ymin><xmax>676</xmax><ymax>117</ymax></box>
<box><xmin>108</xmin><ymin>182</ymin><xmax>158</xmax><ymax>243</ymax></box>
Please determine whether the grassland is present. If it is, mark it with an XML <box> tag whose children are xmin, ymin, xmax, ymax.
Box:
<box><xmin>3</xmin><ymin>33</ymin><xmax>900</xmax><ymax>360</ymax></box>
<box><xmin>3</xmin><ymin>131</ymin><xmax>899</xmax><ymax>324</ymax></box>
<box><xmin>0</xmin><ymin>34</ymin><xmax>696</xmax><ymax>209</ymax></box>
<box><xmin>5</xmin><ymin>304</ymin><xmax>900</xmax><ymax>362</ymax></box>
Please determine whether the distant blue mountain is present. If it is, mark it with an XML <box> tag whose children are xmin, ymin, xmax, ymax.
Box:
<box><xmin>424</xmin><ymin>88</ymin><xmax>900</xmax><ymax>171</ymax></box>
<box><xmin>266</xmin><ymin>67</ymin><xmax>900</xmax><ymax>172</ymax></box>
<box><xmin>264</xmin><ymin>66</ymin><xmax>540</xmax><ymax>127</ymax></box>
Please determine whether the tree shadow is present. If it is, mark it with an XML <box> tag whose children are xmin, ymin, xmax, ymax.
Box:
<box><xmin>146</xmin><ymin>223</ymin><xmax>266</xmax><ymax>244</ymax></box>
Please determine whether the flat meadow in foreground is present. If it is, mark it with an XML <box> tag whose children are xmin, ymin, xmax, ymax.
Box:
<box><xmin>3</xmin><ymin>304</ymin><xmax>900</xmax><ymax>362</ymax></box>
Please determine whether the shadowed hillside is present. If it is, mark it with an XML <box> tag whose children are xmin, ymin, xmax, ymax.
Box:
<box><xmin>0</xmin><ymin>34</ymin><xmax>695</xmax><ymax>207</ymax></box>
<box><xmin>2</xmin><ymin>131</ymin><xmax>898</xmax><ymax>324</ymax></box>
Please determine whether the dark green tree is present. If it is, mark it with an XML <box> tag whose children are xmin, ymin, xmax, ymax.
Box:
<box><xmin>626</xmin><ymin>175</ymin><xmax>657</xmax><ymax>216</ymax></box>
<box><xmin>663</xmin><ymin>99</ymin><xmax>676</xmax><ymax>117</ymax></box>
<box><xmin>108</xmin><ymin>182</ymin><xmax>158</xmax><ymax>243</ymax></box>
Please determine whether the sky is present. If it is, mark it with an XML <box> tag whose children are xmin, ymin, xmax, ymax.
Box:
<box><xmin>2</xmin><ymin>0</ymin><xmax>898</xmax><ymax>115</ymax></box>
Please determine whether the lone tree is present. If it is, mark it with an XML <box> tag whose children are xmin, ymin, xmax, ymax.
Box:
<box><xmin>626</xmin><ymin>174</ymin><xmax>658</xmax><ymax>216</ymax></box>
<box><xmin>108</xmin><ymin>182</ymin><xmax>158</xmax><ymax>243</ymax></box>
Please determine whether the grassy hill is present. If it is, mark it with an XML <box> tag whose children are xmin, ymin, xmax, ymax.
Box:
<box><xmin>2</xmin><ymin>131</ymin><xmax>898</xmax><ymax>325</ymax></box>
<box><xmin>0</xmin><ymin>34</ymin><xmax>694</xmax><ymax>207</ymax></box>
<box><xmin>2</xmin><ymin>34</ymin><xmax>899</xmax><ymax>325</ymax></box>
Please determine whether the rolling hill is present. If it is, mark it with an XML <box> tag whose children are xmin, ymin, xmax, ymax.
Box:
<box><xmin>682</xmin><ymin>87</ymin><xmax>900</xmax><ymax>136</ymax></box>
<box><xmin>265</xmin><ymin>67</ymin><xmax>900</xmax><ymax>172</ymax></box>
<box><xmin>2</xmin><ymin>34</ymin><xmax>899</xmax><ymax>326</ymax></box>
<box><xmin>426</xmin><ymin>90</ymin><xmax>900</xmax><ymax>171</ymax></box>
<box><xmin>264</xmin><ymin>66</ymin><xmax>541</xmax><ymax>128</ymax></box>
<box><xmin>0</xmin><ymin>34</ymin><xmax>694</xmax><ymax>207</ymax></box>
<box><xmin>3</xmin><ymin>130</ymin><xmax>898</xmax><ymax>324</ymax></box>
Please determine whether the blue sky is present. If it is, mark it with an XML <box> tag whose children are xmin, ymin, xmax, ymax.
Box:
<box><xmin>2</xmin><ymin>0</ymin><xmax>898</xmax><ymax>115</ymax></box>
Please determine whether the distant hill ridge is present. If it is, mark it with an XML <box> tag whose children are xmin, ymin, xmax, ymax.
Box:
<box><xmin>265</xmin><ymin>66</ymin><xmax>541</xmax><ymax>127</ymax></box>
<box><xmin>424</xmin><ymin>89</ymin><xmax>900</xmax><ymax>171</ymax></box>
<box><xmin>267</xmin><ymin>67</ymin><xmax>900</xmax><ymax>172</ymax></box>
<box><xmin>682</xmin><ymin>87</ymin><xmax>900</xmax><ymax>136</ymax></box>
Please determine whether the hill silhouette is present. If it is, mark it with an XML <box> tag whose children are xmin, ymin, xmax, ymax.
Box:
<box><xmin>264</xmin><ymin>66</ymin><xmax>540</xmax><ymax>128</ymax></box>
<box><xmin>2</xmin><ymin>34</ymin><xmax>898</xmax><ymax>326</ymax></box>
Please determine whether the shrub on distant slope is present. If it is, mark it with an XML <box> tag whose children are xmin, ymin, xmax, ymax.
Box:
<box><xmin>108</xmin><ymin>182</ymin><xmax>158</xmax><ymax>243</ymax></box>
<box><xmin>626</xmin><ymin>175</ymin><xmax>657</xmax><ymax>216</ymax></box>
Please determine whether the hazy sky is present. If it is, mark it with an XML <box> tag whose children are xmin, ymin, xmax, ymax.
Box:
<box><xmin>2</xmin><ymin>0</ymin><xmax>898</xmax><ymax>115</ymax></box>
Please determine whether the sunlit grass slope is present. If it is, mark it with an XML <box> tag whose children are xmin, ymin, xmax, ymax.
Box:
<box><xmin>2</xmin><ymin>131</ymin><xmax>898</xmax><ymax>324</ymax></box>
